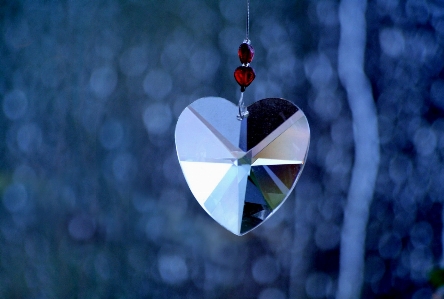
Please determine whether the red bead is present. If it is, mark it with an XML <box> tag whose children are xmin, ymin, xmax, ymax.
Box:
<box><xmin>234</xmin><ymin>66</ymin><xmax>256</xmax><ymax>91</ymax></box>
<box><xmin>238</xmin><ymin>43</ymin><xmax>254</xmax><ymax>64</ymax></box>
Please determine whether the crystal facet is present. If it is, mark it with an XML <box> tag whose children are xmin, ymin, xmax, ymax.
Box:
<box><xmin>175</xmin><ymin>97</ymin><xmax>310</xmax><ymax>235</ymax></box>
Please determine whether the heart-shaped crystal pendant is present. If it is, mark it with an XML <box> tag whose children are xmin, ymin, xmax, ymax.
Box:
<box><xmin>175</xmin><ymin>97</ymin><xmax>310</xmax><ymax>235</ymax></box>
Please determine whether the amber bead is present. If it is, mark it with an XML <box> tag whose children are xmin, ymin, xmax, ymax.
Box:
<box><xmin>234</xmin><ymin>66</ymin><xmax>256</xmax><ymax>91</ymax></box>
<box><xmin>238</xmin><ymin>42</ymin><xmax>255</xmax><ymax>64</ymax></box>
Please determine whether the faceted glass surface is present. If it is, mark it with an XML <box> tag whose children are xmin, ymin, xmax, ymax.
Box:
<box><xmin>238</xmin><ymin>42</ymin><xmax>255</xmax><ymax>64</ymax></box>
<box><xmin>234</xmin><ymin>66</ymin><xmax>256</xmax><ymax>89</ymax></box>
<box><xmin>175</xmin><ymin>97</ymin><xmax>310</xmax><ymax>235</ymax></box>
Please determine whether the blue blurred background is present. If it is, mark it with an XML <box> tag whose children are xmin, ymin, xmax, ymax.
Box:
<box><xmin>1</xmin><ymin>0</ymin><xmax>444</xmax><ymax>298</ymax></box>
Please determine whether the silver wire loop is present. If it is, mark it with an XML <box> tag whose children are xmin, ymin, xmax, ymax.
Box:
<box><xmin>237</xmin><ymin>92</ymin><xmax>249</xmax><ymax>120</ymax></box>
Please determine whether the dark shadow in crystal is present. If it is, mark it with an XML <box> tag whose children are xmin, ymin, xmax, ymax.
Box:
<box><xmin>250</xmin><ymin>164</ymin><xmax>303</xmax><ymax>210</ymax></box>
<box><xmin>243</xmin><ymin>98</ymin><xmax>298</xmax><ymax>151</ymax></box>
<box><xmin>245</xmin><ymin>177</ymin><xmax>268</xmax><ymax>205</ymax></box>
<box><xmin>251</xmin><ymin>165</ymin><xmax>282</xmax><ymax>193</ymax></box>
<box><xmin>240</xmin><ymin>202</ymin><xmax>271</xmax><ymax>234</ymax></box>
<box><xmin>267</xmin><ymin>164</ymin><xmax>302</xmax><ymax>189</ymax></box>
<box><xmin>240</xmin><ymin>177</ymin><xmax>272</xmax><ymax>234</ymax></box>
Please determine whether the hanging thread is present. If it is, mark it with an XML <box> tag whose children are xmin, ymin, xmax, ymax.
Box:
<box><xmin>236</xmin><ymin>0</ymin><xmax>254</xmax><ymax>120</ymax></box>
<box><xmin>246</xmin><ymin>0</ymin><xmax>250</xmax><ymax>42</ymax></box>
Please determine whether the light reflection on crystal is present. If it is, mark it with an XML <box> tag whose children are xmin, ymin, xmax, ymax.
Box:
<box><xmin>175</xmin><ymin>97</ymin><xmax>310</xmax><ymax>235</ymax></box>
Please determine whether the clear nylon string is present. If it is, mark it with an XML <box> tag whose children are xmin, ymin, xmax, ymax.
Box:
<box><xmin>246</xmin><ymin>0</ymin><xmax>250</xmax><ymax>41</ymax></box>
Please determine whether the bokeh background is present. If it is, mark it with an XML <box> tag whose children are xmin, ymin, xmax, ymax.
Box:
<box><xmin>1</xmin><ymin>0</ymin><xmax>444</xmax><ymax>298</ymax></box>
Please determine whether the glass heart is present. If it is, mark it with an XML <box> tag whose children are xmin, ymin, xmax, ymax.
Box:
<box><xmin>234</xmin><ymin>66</ymin><xmax>256</xmax><ymax>88</ymax></box>
<box><xmin>175</xmin><ymin>97</ymin><xmax>310</xmax><ymax>235</ymax></box>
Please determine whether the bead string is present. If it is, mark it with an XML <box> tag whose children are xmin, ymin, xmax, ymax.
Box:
<box><xmin>236</xmin><ymin>0</ymin><xmax>254</xmax><ymax>120</ymax></box>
